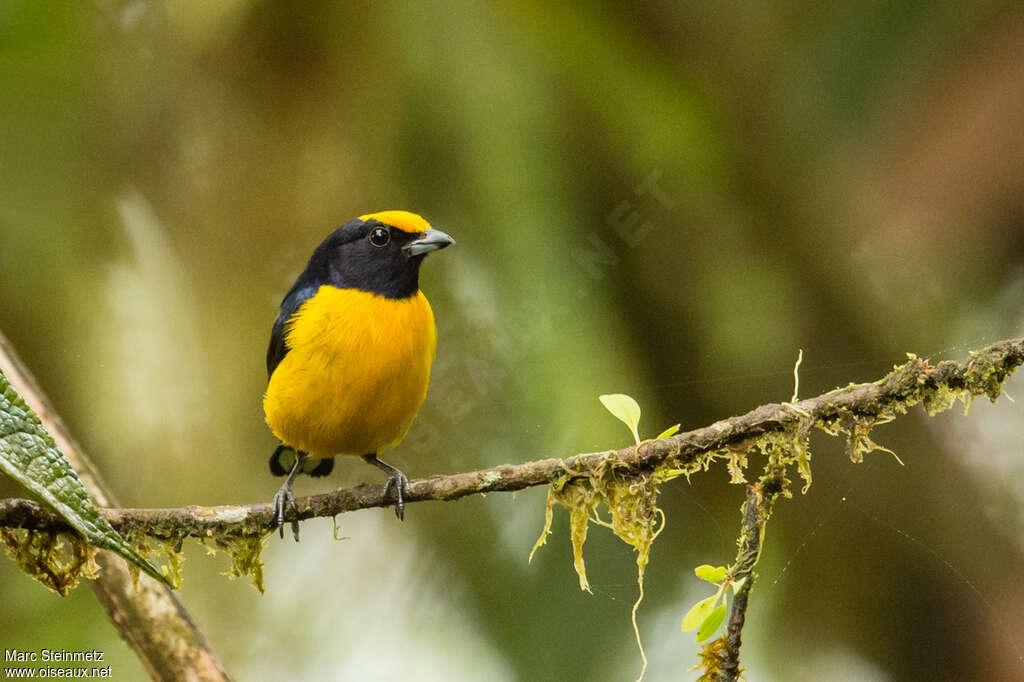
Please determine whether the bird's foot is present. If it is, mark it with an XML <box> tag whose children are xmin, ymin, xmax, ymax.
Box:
<box><xmin>272</xmin><ymin>482</ymin><xmax>300</xmax><ymax>541</ymax></box>
<box><xmin>382</xmin><ymin>468</ymin><xmax>411</xmax><ymax>521</ymax></box>
<box><xmin>363</xmin><ymin>454</ymin><xmax>412</xmax><ymax>521</ymax></box>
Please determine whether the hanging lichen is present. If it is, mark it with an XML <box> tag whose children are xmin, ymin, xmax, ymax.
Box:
<box><xmin>530</xmin><ymin>452</ymin><xmax>678</xmax><ymax>681</ymax></box>
<box><xmin>212</xmin><ymin>533</ymin><xmax>266</xmax><ymax>593</ymax></box>
<box><xmin>121</xmin><ymin>528</ymin><xmax>189</xmax><ymax>589</ymax></box>
<box><xmin>530</xmin><ymin>455</ymin><xmax>674</xmax><ymax>590</ymax></box>
<box><xmin>532</xmin><ymin>344</ymin><xmax>1024</xmax><ymax>680</ymax></box>
<box><xmin>0</xmin><ymin>528</ymin><xmax>99</xmax><ymax>596</ymax></box>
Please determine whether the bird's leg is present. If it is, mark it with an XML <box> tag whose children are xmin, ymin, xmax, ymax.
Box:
<box><xmin>272</xmin><ymin>451</ymin><xmax>306</xmax><ymax>541</ymax></box>
<box><xmin>362</xmin><ymin>454</ymin><xmax>411</xmax><ymax>520</ymax></box>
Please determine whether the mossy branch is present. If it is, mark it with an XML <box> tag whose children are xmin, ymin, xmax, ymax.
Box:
<box><xmin>697</xmin><ymin>485</ymin><xmax>771</xmax><ymax>681</ymax></box>
<box><xmin>2</xmin><ymin>336</ymin><xmax>1021</xmax><ymax>681</ymax></box>
<box><xmin>2</xmin><ymin>337</ymin><xmax>1022</xmax><ymax>540</ymax></box>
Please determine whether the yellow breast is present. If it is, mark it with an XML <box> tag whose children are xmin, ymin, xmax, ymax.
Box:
<box><xmin>263</xmin><ymin>286</ymin><xmax>437</xmax><ymax>458</ymax></box>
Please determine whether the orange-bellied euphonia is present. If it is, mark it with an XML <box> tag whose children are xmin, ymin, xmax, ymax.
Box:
<box><xmin>263</xmin><ymin>210</ymin><xmax>453</xmax><ymax>538</ymax></box>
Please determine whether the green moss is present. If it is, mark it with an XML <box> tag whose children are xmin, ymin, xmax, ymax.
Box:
<box><xmin>758</xmin><ymin>429</ymin><xmax>812</xmax><ymax>495</ymax></box>
<box><xmin>921</xmin><ymin>383</ymin><xmax>963</xmax><ymax>417</ymax></box>
<box><xmin>694</xmin><ymin>636</ymin><xmax>733</xmax><ymax>680</ymax></box>
<box><xmin>724</xmin><ymin>449</ymin><xmax>749</xmax><ymax>485</ymax></box>
<box><xmin>530</xmin><ymin>453</ymin><xmax>677</xmax><ymax>680</ymax></box>
<box><xmin>533</xmin><ymin>348</ymin><xmax>1024</xmax><ymax>679</ymax></box>
<box><xmin>122</xmin><ymin>525</ymin><xmax>266</xmax><ymax>593</ymax></box>
<box><xmin>122</xmin><ymin>529</ymin><xmax>187</xmax><ymax>589</ymax></box>
<box><xmin>964</xmin><ymin>347</ymin><xmax>1017</xmax><ymax>402</ymax></box>
<box><xmin>531</xmin><ymin>454</ymin><xmax>673</xmax><ymax>591</ymax></box>
<box><xmin>1</xmin><ymin>520</ymin><xmax>268</xmax><ymax>594</ymax></box>
<box><xmin>213</xmin><ymin>533</ymin><xmax>266</xmax><ymax>593</ymax></box>
<box><xmin>807</xmin><ymin>352</ymin><xmax>1022</xmax><ymax>467</ymax></box>
<box><xmin>0</xmin><ymin>528</ymin><xmax>99</xmax><ymax>596</ymax></box>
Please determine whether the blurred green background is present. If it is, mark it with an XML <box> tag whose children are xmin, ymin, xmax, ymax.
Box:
<box><xmin>2</xmin><ymin>1</ymin><xmax>1023</xmax><ymax>680</ymax></box>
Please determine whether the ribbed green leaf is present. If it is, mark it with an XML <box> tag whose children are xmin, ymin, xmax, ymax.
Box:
<box><xmin>0</xmin><ymin>369</ymin><xmax>168</xmax><ymax>586</ymax></box>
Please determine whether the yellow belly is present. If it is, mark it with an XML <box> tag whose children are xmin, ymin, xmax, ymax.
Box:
<box><xmin>263</xmin><ymin>286</ymin><xmax>437</xmax><ymax>458</ymax></box>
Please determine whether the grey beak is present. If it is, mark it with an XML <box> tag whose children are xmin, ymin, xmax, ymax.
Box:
<box><xmin>403</xmin><ymin>227</ymin><xmax>455</xmax><ymax>258</ymax></box>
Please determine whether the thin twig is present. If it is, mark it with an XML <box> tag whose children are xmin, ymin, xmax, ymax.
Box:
<box><xmin>2</xmin><ymin>337</ymin><xmax>1021</xmax><ymax>539</ymax></box>
<box><xmin>715</xmin><ymin>485</ymin><xmax>769</xmax><ymax>681</ymax></box>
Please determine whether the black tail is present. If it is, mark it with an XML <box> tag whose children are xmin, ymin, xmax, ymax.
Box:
<box><xmin>307</xmin><ymin>456</ymin><xmax>334</xmax><ymax>477</ymax></box>
<box><xmin>269</xmin><ymin>445</ymin><xmax>334</xmax><ymax>478</ymax></box>
<box><xmin>268</xmin><ymin>444</ymin><xmax>294</xmax><ymax>476</ymax></box>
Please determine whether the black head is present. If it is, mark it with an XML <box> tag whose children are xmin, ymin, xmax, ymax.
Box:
<box><xmin>304</xmin><ymin>211</ymin><xmax>454</xmax><ymax>299</ymax></box>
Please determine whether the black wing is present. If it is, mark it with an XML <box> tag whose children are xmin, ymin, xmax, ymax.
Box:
<box><xmin>266</xmin><ymin>282</ymin><xmax>319</xmax><ymax>378</ymax></box>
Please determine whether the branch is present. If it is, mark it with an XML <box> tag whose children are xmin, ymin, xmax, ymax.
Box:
<box><xmin>714</xmin><ymin>485</ymin><xmax>769</xmax><ymax>681</ymax></box>
<box><xmin>0</xmin><ymin>331</ymin><xmax>232</xmax><ymax>682</ymax></box>
<box><xmin>2</xmin><ymin>337</ymin><xmax>1021</xmax><ymax>540</ymax></box>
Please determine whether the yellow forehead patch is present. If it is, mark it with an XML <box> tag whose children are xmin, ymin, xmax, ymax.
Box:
<box><xmin>359</xmin><ymin>210</ymin><xmax>432</xmax><ymax>235</ymax></box>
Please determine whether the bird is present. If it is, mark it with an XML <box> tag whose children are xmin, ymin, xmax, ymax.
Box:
<box><xmin>262</xmin><ymin>210</ymin><xmax>453</xmax><ymax>539</ymax></box>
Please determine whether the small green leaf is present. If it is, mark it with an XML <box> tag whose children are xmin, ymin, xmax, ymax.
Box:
<box><xmin>599</xmin><ymin>393</ymin><xmax>641</xmax><ymax>444</ymax></box>
<box><xmin>696</xmin><ymin>604</ymin><xmax>728</xmax><ymax>642</ymax></box>
<box><xmin>731</xmin><ymin>576</ymin><xmax>748</xmax><ymax>593</ymax></box>
<box><xmin>0</xmin><ymin>369</ymin><xmax>170</xmax><ymax>587</ymax></box>
<box><xmin>681</xmin><ymin>594</ymin><xmax>718</xmax><ymax>632</ymax></box>
<box><xmin>694</xmin><ymin>564</ymin><xmax>727</xmax><ymax>583</ymax></box>
<box><xmin>655</xmin><ymin>423</ymin><xmax>680</xmax><ymax>440</ymax></box>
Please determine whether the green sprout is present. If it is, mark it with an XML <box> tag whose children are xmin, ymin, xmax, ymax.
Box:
<box><xmin>599</xmin><ymin>393</ymin><xmax>680</xmax><ymax>444</ymax></box>
<box><xmin>681</xmin><ymin>564</ymin><xmax>746</xmax><ymax>642</ymax></box>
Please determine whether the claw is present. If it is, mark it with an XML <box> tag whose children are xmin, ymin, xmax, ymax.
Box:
<box><xmin>271</xmin><ymin>451</ymin><xmax>305</xmax><ymax>541</ymax></box>
<box><xmin>363</xmin><ymin>454</ymin><xmax>412</xmax><ymax>520</ymax></box>
<box><xmin>383</xmin><ymin>468</ymin><xmax>411</xmax><ymax>520</ymax></box>
<box><xmin>272</xmin><ymin>484</ymin><xmax>300</xmax><ymax>540</ymax></box>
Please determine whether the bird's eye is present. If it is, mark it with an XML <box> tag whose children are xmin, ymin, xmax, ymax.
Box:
<box><xmin>369</xmin><ymin>227</ymin><xmax>390</xmax><ymax>247</ymax></box>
